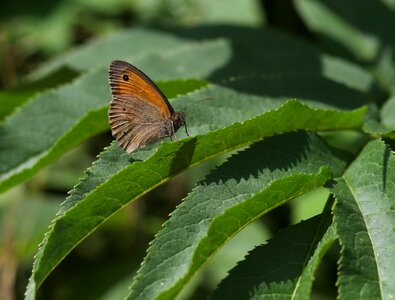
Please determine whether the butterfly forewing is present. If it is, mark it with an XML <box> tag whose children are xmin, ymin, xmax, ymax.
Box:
<box><xmin>108</xmin><ymin>60</ymin><xmax>173</xmax><ymax>117</ymax></box>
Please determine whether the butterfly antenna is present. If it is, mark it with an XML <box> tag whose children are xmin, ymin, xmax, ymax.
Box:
<box><xmin>181</xmin><ymin>96</ymin><xmax>211</xmax><ymax>137</ymax></box>
<box><xmin>190</xmin><ymin>96</ymin><xmax>212</xmax><ymax>107</ymax></box>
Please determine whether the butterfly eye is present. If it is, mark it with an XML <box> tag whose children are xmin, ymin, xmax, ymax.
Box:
<box><xmin>123</xmin><ymin>74</ymin><xmax>129</xmax><ymax>81</ymax></box>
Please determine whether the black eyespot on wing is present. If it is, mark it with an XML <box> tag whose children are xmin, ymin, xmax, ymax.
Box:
<box><xmin>123</xmin><ymin>74</ymin><xmax>129</xmax><ymax>81</ymax></box>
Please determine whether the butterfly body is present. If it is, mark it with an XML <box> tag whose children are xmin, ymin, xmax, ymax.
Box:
<box><xmin>108</xmin><ymin>60</ymin><xmax>186</xmax><ymax>153</ymax></box>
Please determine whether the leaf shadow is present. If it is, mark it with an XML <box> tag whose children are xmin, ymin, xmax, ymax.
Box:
<box><xmin>163</xmin><ymin>25</ymin><xmax>375</xmax><ymax>110</ymax></box>
<box><xmin>169</xmin><ymin>137</ymin><xmax>197</xmax><ymax>176</ymax></box>
<box><xmin>210</xmin><ymin>214</ymin><xmax>329</xmax><ymax>299</ymax></box>
<box><xmin>318</xmin><ymin>0</ymin><xmax>395</xmax><ymax>51</ymax></box>
<box><xmin>203</xmin><ymin>131</ymin><xmax>333</xmax><ymax>185</ymax></box>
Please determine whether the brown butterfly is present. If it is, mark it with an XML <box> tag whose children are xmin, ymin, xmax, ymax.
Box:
<box><xmin>108</xmin><ymin>60</ymin><xmax>187</xmax><ymax>153</ymax></box>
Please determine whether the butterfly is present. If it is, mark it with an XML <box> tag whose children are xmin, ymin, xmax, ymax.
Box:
<box><xmin>108</xmin><ymin>60</ymin><xmax>187</xmax><ymax>153</ymax></box>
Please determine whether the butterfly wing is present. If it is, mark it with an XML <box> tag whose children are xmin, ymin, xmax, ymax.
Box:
<box><xmin>109</xmin><ymin>60</ymin><xmax>174</xmax><ymax>117</ymax></box>
<box><xmin>109</xmin><ymin>94</ymin><xmax>171</xmax><ymax>153</ymax></box>
<box><xmin>108</xmin><ymin>60</ymin><xmax>174</xmax><ymax>153</ymax></box>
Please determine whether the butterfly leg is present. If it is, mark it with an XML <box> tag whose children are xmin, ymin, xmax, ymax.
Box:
<box><xmin>183</xmin><ymin>121</ymin><xmax>189</xmax><ymax>136</ymax></box>
<box><xmin>169</xmin><ymin>120</ymin><xmax>179</xmax><ymax>141</ymax></box>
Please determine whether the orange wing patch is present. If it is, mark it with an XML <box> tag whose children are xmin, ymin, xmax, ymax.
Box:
<box><xmin>108</xmin><ymin>60</ymin><xmax>172</xmax><ymax>118</ymax></box>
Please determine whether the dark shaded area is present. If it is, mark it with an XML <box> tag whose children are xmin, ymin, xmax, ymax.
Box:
<box><xmin>262</xmin><ymin>0</ymin><xmax>313</xmax><ymax>37</ymax></box>
<box><xmin>169</xmin><ymin>137</ymin><xmax>197</xmax><ymax>176</ymax></box>
<box><xmin>167</xmin><ymin>25</ymin><xmax>323</xmax><ymax>79</ymax></box>
<box><xmin>161</xmin><ymin>25</ymin><xmax>380</xmax><ymax>105</ymax></box>
<box><xmin>0</xmin><ymin>65</ymin><xmax>80</xmax><ymax>121</ymax></box>
<box><xmin>203</xmin><ymin>131</ymin><xmax>343</xmax><ymax>184</ymax></box>
<box><xmin>0</xmin><ymin>0</ymin><xmax>60</xmax><ymax>20</ymax></box>
<box><xmin>36</xmin><ymin>224</ymin><xmax>148</xmax><ymax>300</ymax></box>
<box><xmin>211</xmin><ymin>212</ymin><xmax>334</xmax><ymax>299</ymax></box>
<box><xmin>311</xmin><ymin>240</ymin><xmax>340</xmax><ymax>299</ymax></box>
<box><xmin>317</xmin><ymin>0</ymin><xmax>395</xmax><ymax>46</ymax></box>
<box><xmin>205</xmin><ymin>132</ymin><xmax>311</xmax><ymax>183</ymax></box>
<box><xmin>218</xmin><ymin>73</ymin><xmax>368</xmax><ymax>110</ymax></box>
<box><xmin>383</xmin><ymin>137</ymin><xmax>395</xmax><ymax>152</ymax></box>
<box><xmin>295</xmin><ymin>0</ymin><xmax>395</xmax><ymax>100</ymax></box>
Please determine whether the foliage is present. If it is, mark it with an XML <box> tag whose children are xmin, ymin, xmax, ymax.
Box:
<box><xmin>1</xmin><ymin>0</ymin><xmax>395</xmax><ymax>299</ymax></box>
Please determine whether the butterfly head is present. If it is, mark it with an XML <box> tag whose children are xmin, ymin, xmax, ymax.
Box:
<box><xmin>171</xmin><ymin>111</ymin><xmax>188</xmax><ymax>136</ymax></box>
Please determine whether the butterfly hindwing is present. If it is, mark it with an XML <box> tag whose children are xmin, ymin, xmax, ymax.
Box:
<box><xmin>109</xmin><ymin>94</ymin><xmax>170</xmax><ymax>153</ymax></box>
<box><xmin>108</xmin><ymin>60</ymin><xmax>173</xmax><ymax>118</ymax></box>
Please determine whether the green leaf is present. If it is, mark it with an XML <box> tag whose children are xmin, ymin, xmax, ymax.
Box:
<box><xmin>0</xmin><ymin>90</ymin><xmax>37</xmax><ymax>121</ymax></box>
<box><xmin>0</xmin><ymin>70</ymin><xmax>110</xmax><ymax>194</ymax></box>
<box><xmin>0</xmin><ymin>190</ymin><xmax>60</xmax><ymax>260</ymax></box>
<box><xmin>127</xmin><ymin>132</ymin><xmax>341</xmax><ymax>300</ymax></box>
<box><xmin>295</xmin><ymin>0</ymin><xmax>395</xmax><ymax>93</ymax></box>
<box><xmin>319</xmin><ymin>55</ymin><xmax>378</xmax><ymax>97</ymax></box>
<box><xmin>156</xmin><ymin>79</ymin><xmax>208</xmax><ymax>99</ymax></box>
<box><xmin>0</xmin><ymin>37</ymin><xmax>232</xmax><ymax>195</ymax></box>
<box><xmin>31</xmin><ymin>26</ymin><xmax>377</xmax><ymax>96</ymax></box>
<box><xmin>362</xmin><ymin>120</ymin><xmax>395</xmax><ymax>139</ymax></box>
<box><xmin>360</xmin><ymin>94</ymin><xmax>395</xmax><ymax>139</ymax></box>
<box><xmin>30</xmin><ymin>28</ymin><xmax>230</xmax><ymax>79</ymax></box>
<box><xmin>128</xmin><ymin>38</ymin><xmax>232</xmax><ymax>80</ymax></box>
<box><xmin>295</xmin><ymin>0</ymin><xmax>379</xmax><ymax>62</ymax></box>
<box><xmin>0</xmin><ymin>28</ymin><xmax>370</xmax><ymax>198</ymax></box>
<box><xmin>194</xmin><ymin>0</ymin><xmax>263</xmax><ymax>26</ymax></box>
<box><xmin>0</xmin><ymin>51</ymin><xmax>369</xmax><ymax>195</ymax></box>
<box><xmin>0</xmin><ymin>72</ymin><xmax>207</xmax><ymax>195</ymax></box>
<box><xmin>204</xmin><ymin>221</ymin><xmax>270</xmax><ymax>290</ymax></box>
<box><xmin>331</xmin><ymin>140</ymin><xmax>395</xmax><ymax>299</ymax></box>
<box><xmin>25</xmin><ymin>99</ymin><xmax>366</xmax><ymax>299</ymax></box>
<box><xmin>168</xmin><ymin>26</ymin><xmax>378</xmax><ymax>94</ymax></box>
<box><xmin>211</xmin><ymin>201</ymin><xmax>336</xmax><ymax>299</ymax></box>
<box><xmin>29</xmin><ymin>28</ymin><xmax>181</xmax><ymax>78</ymax></box>
<box><xmin>0</xmin><ymin>67</ymin><xmax>79</xmax><ymax>121</ymax></box>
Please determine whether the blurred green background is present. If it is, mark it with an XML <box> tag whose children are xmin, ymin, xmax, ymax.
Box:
<box><xmin>0</xmin><ymin>1</ymin><xmax>340</xmax><ymax>299</ymax></box>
